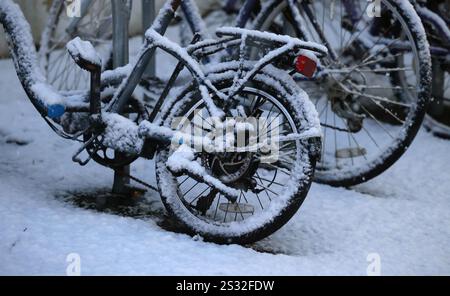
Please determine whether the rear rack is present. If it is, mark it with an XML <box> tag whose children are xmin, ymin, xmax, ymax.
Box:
<box><xmin>216</xmin><ymin>27</ymin><xmax>328</xmax><ymax>58</ymax></box>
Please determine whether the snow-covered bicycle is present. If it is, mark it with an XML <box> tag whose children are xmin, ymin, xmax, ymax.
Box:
<box><xmin>0</xmin><ymin>0</ymin><xmax>328</xmax><ymax>244</ymax></box>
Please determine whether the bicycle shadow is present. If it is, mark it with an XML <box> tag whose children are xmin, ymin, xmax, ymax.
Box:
<box><xmin>57</xmin><ymin>189</ymin><xmax>235</xmax><ymax>240</ymax></box>
<box><xmin>56</xmin><ymin>189</ymin><xmax>309</xmax><ymax>255</ymax></box>
<box><xmin>56</xmin><ymin>188</ymin><xmax>167</xmax><ymax>224</ymax></box>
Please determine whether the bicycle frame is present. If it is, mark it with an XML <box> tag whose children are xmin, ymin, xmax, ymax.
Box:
<box><xmin>208</xmin><ymin>0</ymin><xmax>448</xmax><ymax>87</ymax></box>
<box><xmin>229</xmin><ymin>0</ymin><xmax>450</xmax><ymax>59</ymax></box>
<box><xmin>61</xmin><ymin>0</ymin><xmax>259</xmax><ymax>116</ymax></box>
<box><xmin>181</xmin><ymin>0</ymin><xmax>337</xmax><ymax>81</ymax></box>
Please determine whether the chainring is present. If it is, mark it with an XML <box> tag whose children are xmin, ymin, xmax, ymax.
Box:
<box><xmin>83</xmin><ymin>97</ymin><xmax>147</xmax><ymax>168</ymax></box>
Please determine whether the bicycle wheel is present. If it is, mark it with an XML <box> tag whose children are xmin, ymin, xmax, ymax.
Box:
<box><xmin>156</xmin><ymin>62</ymin><xmax>320</xmax><ymax>244</ymax></box>
<box><xmin>421</xmin><ymin>2</ymin><xmax>450</xmax><ymax>138</ymax></box>
<box><xmin>39</xmin><ymin>0</ymin><xmax>113</xmax><ymax>91</ymax></box>
<box><xmin>424</xmin><ymin>58</ymin><xmax>450</xmax><ymax>138</ymax></box>
<box><xmin>253</xmin><ymin>0</ymin><xmax>431</xmax><ymax>186</ymax></box>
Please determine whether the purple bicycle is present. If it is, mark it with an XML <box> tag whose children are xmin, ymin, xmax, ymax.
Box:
<box><xmin>247</xmin><ymin>0</ymin><xmax>433</xmax><ymax>187</ymax></box>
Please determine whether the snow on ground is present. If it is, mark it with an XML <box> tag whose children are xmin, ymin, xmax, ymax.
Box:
<box><xmin>1</xmin><ymin>26</ymin><xmax>450</xmax><ymax>275</ymax></box>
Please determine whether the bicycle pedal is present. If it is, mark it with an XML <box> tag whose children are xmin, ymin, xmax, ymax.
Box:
<box><xmin>72</xmin><ymin>135</ymin><xmax>96</xmax><ymax>166</ymax></box>
<box><xmin>335</xmin><ymin>147</ymin><xmax>367</xmax><ymax>159</ymax></box>
<box><xmin>219</xmin><ymin>203</ymin><xmax>254</xmax><ymax>214</ymax></box>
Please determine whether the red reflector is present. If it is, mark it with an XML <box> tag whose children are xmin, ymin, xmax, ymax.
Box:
<box><xmin>296</xmin><ymin>55</ymin><xmax>317</xmax><ymax>78</ymax></box>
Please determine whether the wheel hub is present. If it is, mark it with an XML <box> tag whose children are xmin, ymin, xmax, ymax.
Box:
<box><xmin>325</xmin><ymin>77</ymin><xmax>366</xmax><ymax>133</ymax></box>
<box><xmin>202</xmin><ymin>152</ymin><xmax>259</xmax><ymax>185</ymax></box>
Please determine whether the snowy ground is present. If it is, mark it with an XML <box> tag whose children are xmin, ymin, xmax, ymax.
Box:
<box><xmin>1</xmin><ymin>27</ymin><xmax>450</xmax><ymax>275</ymax></box>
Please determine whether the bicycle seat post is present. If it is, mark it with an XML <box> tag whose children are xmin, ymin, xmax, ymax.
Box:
<box><xmin>66</xmin><ymin>37</ymin><xmax>102</xmax><ymax>119</ymax></box>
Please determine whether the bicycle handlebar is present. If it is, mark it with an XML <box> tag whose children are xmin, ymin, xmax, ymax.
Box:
<box><xmin>0</xmin><ymin>0</ymin><xmax>66</xmax><ymax>119</ymax></box>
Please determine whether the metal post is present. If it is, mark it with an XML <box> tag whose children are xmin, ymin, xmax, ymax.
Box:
<box><xmin>112</xmin><ymin>0</ymin><xmax>131</xmax><ymax>195</ymax></box>
<box><xmin>142</xmin><ymin>0</ymin><xmax>156</xmax><ymax>78</ymax></box>
<box><xmin>112</xmin><ymin>0</ymin><xmax>130</xmax><ymax>68</ymax></box>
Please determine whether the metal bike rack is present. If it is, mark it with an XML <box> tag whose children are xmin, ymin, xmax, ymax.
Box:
<box><xmin>111</xmin><ymin>0</ymin><xmax>155</xmax><ymax>194</ymax></box>
<box><xmin>111</xmin><ymin>0</ymin><xmax>131</xmax><ymax>194</ymax></box>
<box><xmin>142</xmin><ymin>0</ymin><xmax>156</xmax><ymax>78</ymax></box>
